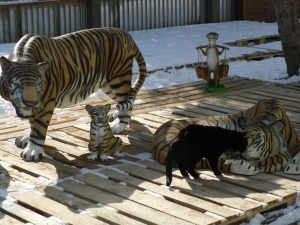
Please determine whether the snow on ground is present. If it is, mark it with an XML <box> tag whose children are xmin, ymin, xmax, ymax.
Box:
<box><xmin>1</xmin><ymin>20</ymin><xmax>300</xmax><ymax>224</ymax></box>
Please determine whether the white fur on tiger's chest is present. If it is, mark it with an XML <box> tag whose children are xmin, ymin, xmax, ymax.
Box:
<box><xmin>206</xmin><ymin>47</ymin><xmax>219</xmax><ymax>71</ymax></box>
<box><xmin>96</xmin><ymin>125</ymin><xmax>105</xmax><ymax>145</ymax></box>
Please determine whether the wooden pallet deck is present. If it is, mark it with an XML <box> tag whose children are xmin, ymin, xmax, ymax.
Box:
<box><xmin>1</xmin><ymin>76</ymin><xmax>300</xmax><ymax>225</ymax></box>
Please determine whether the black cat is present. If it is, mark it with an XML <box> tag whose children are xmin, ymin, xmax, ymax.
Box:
<box><xmin>166</xmin><ymin>124</ymin><xmax>248</xmax><ymax>186</ymax></box>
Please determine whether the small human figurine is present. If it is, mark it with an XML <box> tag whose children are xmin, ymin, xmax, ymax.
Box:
<box><xmin>196</xmin><ymin>32</ymin><xmax>229</xmax><ymax>88</ymax></box>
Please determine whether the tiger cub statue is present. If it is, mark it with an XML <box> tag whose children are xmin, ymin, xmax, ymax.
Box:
<box><xmin>0</xmin><ymin>28</ymin><xmax>146</xmax><ymax>161</ymax></box>
<box><xmin>85</xmin><ymin>104</ymin><xmax>124</xmax><ymax>161</ymax></box>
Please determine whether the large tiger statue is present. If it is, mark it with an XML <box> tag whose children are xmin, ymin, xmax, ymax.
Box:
<box><xmin>0</xmin><ymin>28</ymin><xmax>147</xmax><ymax>161</ymax></box>
<box><xmin>152</xmin><ymin>99</ymin><xmax>300</xmax><ymax>175</ymax></box>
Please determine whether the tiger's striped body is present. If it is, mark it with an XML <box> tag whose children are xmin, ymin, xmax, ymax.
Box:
<box><xmin>85</xmin><ymin>104</ymin><xmax>123</xmax><ymax>161</ymax></box>
<box><xmin>152</xmin><ymin>99</ymin><xmax>300</xmax><ymax>175</ymax></box>
<box><xmin>0</xmin><ymin>28</ymin><xmax>146</xmax><ymax>161</ymax></box>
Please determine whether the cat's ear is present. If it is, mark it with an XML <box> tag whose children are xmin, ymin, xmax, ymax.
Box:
<box><xmin>238</xmin><ymin>117</ymin><xmax>251</xmax><ymax>130</ymax></box>
<box><xmin>85</xmin><ymin>104</ymin><xmax>94</xmax><ymax>114</ymax></box>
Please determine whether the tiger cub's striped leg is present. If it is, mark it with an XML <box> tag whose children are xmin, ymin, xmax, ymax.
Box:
<box><xmin>113</xmin><ymin>137</ymin><xmax>124</xmax><ymax>159</ymax></box>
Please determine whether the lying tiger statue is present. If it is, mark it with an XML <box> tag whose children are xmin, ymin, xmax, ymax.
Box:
<box><xmin>0</xmin><ymin>28</ymin><xmax>146</xmax><ymax>161</ymax></box>
<box><xmin>152</xmin><ymin>99</ymin><xmax>300</xmax><ymax>175</ymax></box>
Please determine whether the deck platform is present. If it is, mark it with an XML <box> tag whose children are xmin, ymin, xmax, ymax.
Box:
<box><xmin>1</xmin><ymin>76</ymin><xmax>300</xmax><ymax>225</ymax></box>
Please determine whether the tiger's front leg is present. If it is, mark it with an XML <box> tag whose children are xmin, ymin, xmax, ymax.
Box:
<box><xmin>18</xmin><ymin>105</ymin><xmax>55</xmax><ymax>161</ymax></box>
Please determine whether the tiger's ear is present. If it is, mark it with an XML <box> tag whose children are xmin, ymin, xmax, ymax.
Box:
<box><xmin>0</xmin><ymin>56</ymin><xmax>11</xmax><ymax>71</ymax></box>
<box><xmin>238</xmin><ymin>117</ymin><xmax>251</xmax><ymax>130</ymax></box>
<box><xmin>270</xmin><ymin>120</ymin><xmax>285</xmax><ymax>134</ymax></box>
<box><xmin>104</xmin><ymin>104</ymin><xmax>111</xmax><ymax>113</ymax></box>
<box><xmin>38</xmin><ymin>62</ymin><xmax>49</xmax><ymax>74</ymax></box>
<box><xmin>85</xmin><ymin>104</ymin><xmax>94</xmax><ymax>114</ymax></box>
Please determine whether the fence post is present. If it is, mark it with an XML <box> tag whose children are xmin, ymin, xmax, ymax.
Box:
<box><xmin>87</xmin><ymin>0</ymin><xmax>101</xmax><ymax>28</ymax></box>
<box><xmin>206</xmin><ymin>0</ymin><xmax>219</xmax><ymax>23</ymax></box>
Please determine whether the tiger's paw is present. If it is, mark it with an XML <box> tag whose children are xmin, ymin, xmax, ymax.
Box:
<box><xmin>99</xmin><ymin>154</ymin><xmax>109</xmax><ymax>161</ymax></box>
<box><xmin>109</xmin><ymin>118</ymin><xmax>126</xmax><ymax>134</ymax></box>
<box><xmin>87</xmin><ymin>154</ymin><xmax>98</xmax><ymax>161</ymax></box>
<box><xmin>114</xmin><ymin>152</ymin><xmax>124</xmax><ymax>159</ymax></box>
<box><xmin>20</xmin><ymin>142</ymin><xmax>44</xmax><ymax>161</ymax></box>
<box><xmin>226</xmin><ymin>159</ymin><xmax>259</xmax><ymax>175</ymax></box>
<box><xmin>15</xmin><ymin>135</ymin><xmax>29</xmax><ymax>148</ymax></box>
<box><xmin>107</xmin><ymin>111</ymin><xmax>118</xmax><ymax>122</ymax></box>
<box><xmin>284</xmin><ymin>157</ymin><xmax>300</xmax><ymax>174</ymax></box>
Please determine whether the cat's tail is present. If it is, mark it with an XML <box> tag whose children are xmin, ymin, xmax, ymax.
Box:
<box><xmin>166</xmin><ymin>143</ymin><xmax>175</xmax><ymax>186</ymax></box>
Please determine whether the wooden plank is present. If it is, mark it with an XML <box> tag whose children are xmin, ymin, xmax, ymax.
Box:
<box><xmin>0</xmin><ymin>141</ymin><xmax>80</xmax><ymax>179</ymax></box>
<box><xmin>138</xmin><ymin>160</ymin><xmax>280</xmax><ymax>205</ymax></box>
<box><xmin>47</xmin><ymin>130</ymin><xmax>88</xmax><ymax>147</ymax></box>
<box><xmin>0</xmin><ymin>211</ymin><xmax>25</xmax><ymax>225</ymax></box>
<box><xmin>1</xmin><ymin>196</ymin><xmax>60</xmax><ymax>225</ymax></box>
<box><xmin>75</xmin><ymin>173</ymin><xmax>220</xmax><ymax>225</ymax></box>
<box><xmin>99</xmin><ymin>168</ymin><xmax>248</xmax><ymax>224</ymax></box>
<box><xmin>10</xmin><ymin>192</ymin><xmax>107</xmax><ymax>225</ymax></box>
<box><xmin>57</xmin><ymin>179</ymin><xmax>195</xmax><ymax>225</ymax></box>
<box><xmin>37</xmin><ymin>185</ymin><xmax>146</xmax><ymax>225</ymax></box>
<box><xmin>115</xmin><ymin>163</ymin><xmax>262</xmax><ymax>213</ymax></box>
<box><xmin>199</xmin><ymin>170</ymin><xmax>297</xmax><ymax>200</ymax></box>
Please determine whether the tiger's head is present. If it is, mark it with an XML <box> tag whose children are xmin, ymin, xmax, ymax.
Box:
<box><xmin>0</xmin><ymin>56</ymin><xmax>49</xmax><ymax>118</ymax></box>
<box><xmin>238</xmin><ymin>117</ymin><xmax>287</xmax><ymax>165</ymax></box>
<box><xmin>85</xmin><ymin>104</ymin><xmax>111</xmax><ymax>124</ymax></box>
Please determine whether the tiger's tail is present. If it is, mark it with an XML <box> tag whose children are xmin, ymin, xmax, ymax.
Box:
<box><xmin>116</xmin><ymin>43</ymin><xmax>147</xmax><ymax>111</ymax></box>
<box><xmin>166</xmin><ymin>143</ymin><xmax>175</xmax><ymax>186</ymax></box>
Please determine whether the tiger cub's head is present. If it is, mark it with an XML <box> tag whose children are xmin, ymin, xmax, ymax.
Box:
<box><xmin>85</xmin><ymin>104</ymin><xmax>111</xmax><ymax>124</ymax></box>
<box><xmin>0</xmin><ymin>56</ymin><xmax>49</xmax><ymax>118</ymax></box>
<box><xmin>238</xmin><ymin>117</ymin><xmax>287</xmax><ymax>164</ymax></box>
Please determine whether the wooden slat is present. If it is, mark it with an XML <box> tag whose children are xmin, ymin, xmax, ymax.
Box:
<box><xmin>115</xmin><ymin>163</ymin><xmax>262</xmax><ymax>213</ymax></box>
<box><xmin>75</xmin><ymin>173</ymin><xmax>220</xmax><ymax>225</ymax></box>
<box><xmin>57</xmin><ymin>179</ymin><xmax>195</xmax><ymax>225</ymax></box>
<box><xmin>138</xmin><ymin>160</ymin><xmax>280</xmax><ymax>205</ymax></box>
<box><xmin>0</xmin><ymin>211</ymin><xmax>25</xmax><ymax>225</ymax></box>
<box><xmin>10</xmin><ymin>192</ymin><xmax>107</xmax><ymax>225</ymax></box>
<box><xmin>98</xmin><ymin>168</ymin><xmax>249</xmax><ymax>224</ymax></box>
<box><xmin>37</xmin><ymin>185</ymin><xmax>146</xmax><ymax>225</ymax></box>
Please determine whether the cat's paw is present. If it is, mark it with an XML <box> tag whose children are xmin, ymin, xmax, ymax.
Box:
<box><xmin>192</xmin><ymin>173</ymin><xmax>200</xmax><ymax>179</ymax></box>
<box><xmin>99</xmin><ymin>154</ymin><xmax>109</xmax><ymax>161</ymax></box>
<box><xmin>114</xmin><ymin>152</ymin><xmax>124</xmax><ymax>159</ymax></box>
<box><xmin>214</xmin><ymin>171</ymin><xmax>222</xmax><ymax>176</ymax></box>
<box><xmin>20</xmin><ymin>142</ymin><xmax>43</xmax><ymax>161</ymax></box>
<box><xmin>87</xmin><ymin>154</ymin><xmax>98</xmax><ymax>161</ymax></box>
<box><xmin>180</xmin><ymin>171</ymin><xmax>189</xmax><ymax>177</ymax></box>
<box><xmin>15</xmin><ymin>135</ymin><xmax>29</xmax><ymax>148</ymax></box>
